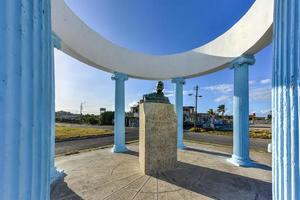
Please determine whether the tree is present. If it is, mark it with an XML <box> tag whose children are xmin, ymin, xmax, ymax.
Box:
<box><xmin>267</xmin><ymin>111</ymin><xmax>272</xmax><ymax>120</ymax></box>
<box><xmin>207</xmin><ymin>109</ymin><xmax>216</xmax><ymax>129</ymax></box>
<box><xmin>217</xmin><ymin>104</ymin><xmax>225</xmax><ymax>117</ymax></box>
<box><xmin>82</xmin><ymin>114</ymin><xmax>99</xmax><ymax>125</ymax></box>
<box><xmin>99</xmin><ymin>111</ymin><xmax>114</xmax><ymax>125</ymax></box>
<box><xmin>207</xmin><ymin>109</ymin><xmax>215</xmax><ymax>116</ymax></box>
<box><xmin>88</xmin><ymin>116</ymin><xmax>99</xmax><ymax>125</ymax></box>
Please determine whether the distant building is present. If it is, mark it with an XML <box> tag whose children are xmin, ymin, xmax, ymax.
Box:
<box><xmin>183</xmin><ymin>106</ymin><xmax>211</xmax><ymax>124</ymax></box>
<box><xmin>183</xmin><ymin>106</ymin><xmax>234</xmax><ymax>129</ymax></box>
<box><xmin>100</xmin><ymin>108</ymin><xmax>106</xmax><ymax>114</ymax></box>
<box><xmin>55</xmin><ymin>111</ymin><xmax>80</xmax><ymax>123</ymax></box>
<box><xmin>130</xmin><ymin>105</ymin><xmax>139</xmax><ymax>118</ymax></box>
<box><xmin>125</xmin><ymin>104</ymin><xmax>269</xmax><ymax>129</ymax></box>
<box><xmin>249</xmin><ymin>113</ymin><xmax>271</xmax><ymax>124</ymax></box>
<box><xmin>183</xmin><ymin>106</ymin><xmax>195</xmax><ymax>123</ymax></box>
<box><xmin>126</xmin><ymin>104</ymin><xmax>139</xmax><ymax>127</ymax></box>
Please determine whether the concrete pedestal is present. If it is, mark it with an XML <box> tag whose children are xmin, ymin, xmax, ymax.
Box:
<box><xmin>139</xmin><ymin>103</ymin><xmax>177</xmax><ymax>175</ymax></box>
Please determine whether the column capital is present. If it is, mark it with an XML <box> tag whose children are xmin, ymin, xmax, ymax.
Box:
<box><xmin>171</xmin><ymin>77</ymin><xmax>185</xmax><ymax>85</ymax></box>
<box><xmin>231</xmin><ymin>55</ymin><xmax>255</xmax><ymax>69</ymax></box>
<box><xmin>111</xmin><ymin>72</ymin><xmax>128</xmax><ymax>81</ymax></box>
<box><xmin>52</xmin><ymin>32</ymin><xmax>61</xmax><ymax>50</ymax></box>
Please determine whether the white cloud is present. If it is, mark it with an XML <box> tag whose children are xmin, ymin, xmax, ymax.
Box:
<box><xmin>260</xmin><ymin>109</ymin><xmax>271</xmax><ymax>115</ymax></box>
<box><xmin>225</xmin><ymin>110</ymin><xmax>232</xmax><ymax>115</ymax></box>
<box><xmin>260</xmin><ymin>79</ymin><xmax>271</xmax><ymax>84</ymax></box>
<box><xmin>250</xmin><ymin>109</ymin><xmax>271</xmax><ymax>116</ymax></box>
<box><xmin>164</xmin><ymin>90</ymin><xmax>174</xmax><ymax>97</ymax></box>
<box><xmin>250</xmin><ymin>87</ymin><xmax>271</xmax><ymax>100</ymax></box>
<box><xmin>214</xmin><ymin>95</ymin><xmax>231</xmax><ymax>103</ymax></box>
<box><xmin>163</xmin><ymin>89</ymin><xmax>194</xmax><ymax>97</ymax></box>
<box><xmin>204</xmin><ymin>84</ymin><xmax>233</xmax><ymax>93</ymax></box>
<box><xmin>183</xmin><ymin>90</ymin><xmax>194</xmax><ymax>96</ymax></box>
<box><xmin>204</xmin><ymin>81</ymin><xmax>257</xmax><ymax>95</ymax></box>
<box><xmin>128</xmin><ymin>101</ymin><xmax>138</xmax><ymax>108</ymax></box>
<box><xmin>202</xmin><ymin>82</ymin><xmax>271</xmax><ymax>102</ymax></box>
<box><xmin>249</xmin><ymin>80</ymin><xmax>256</xmax><ymax>85</ymax></box>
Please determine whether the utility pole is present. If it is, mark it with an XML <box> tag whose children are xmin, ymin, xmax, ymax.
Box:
<box><xmin>189</xmin><ymin>85</ymin><xmax>202</xmax><ymax>128</ymax></box>
<box><xmin>99</xmin><ymin>108</ymin><xmax>106</xmax><ymax>125</ymax></box>
<box><xmin>80</xmin><ymin>102</ymin><xmax>86</xmax><ymax>123</ymax></box>
<box><xmin>99</xmin><ymin>108</ymin><xmax>101</xmax><ymax>125</ymax></box>
<box><xmin>195</xmin><ymin>85</ymin><xmax>198</xmax><ymax>128</ymax></box>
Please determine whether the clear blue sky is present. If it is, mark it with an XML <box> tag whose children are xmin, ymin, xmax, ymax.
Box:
<box><xmin>55</xmin><ymin>0</ymin><xmax>272</xmax><ymax>116</ymax></box>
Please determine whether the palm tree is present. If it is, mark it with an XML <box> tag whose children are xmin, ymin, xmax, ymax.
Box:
<box><xmin>207</xmin><ymin>109</ymin><xmax>215</xmax><ymax>129</ymax></box>
<box><xmin>217</xmin><ymin>104</ymin><xmax>225</xmax><ymax>117</ymax></box>
<box><xmin>207</xmin><ymin>109</ymin><xmax>215</xmax><ymax>116</ymax></box>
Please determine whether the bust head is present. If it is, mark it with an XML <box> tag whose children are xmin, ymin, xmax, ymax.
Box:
<box><xmin>141</xmin><ymin>81</ymin><xmax>170</xmax><ymax>104</ymax></box>
<box><xmin>156</xmin><ymin>81</ymin><xmax>164</xmax><ymax>94</ymax></box>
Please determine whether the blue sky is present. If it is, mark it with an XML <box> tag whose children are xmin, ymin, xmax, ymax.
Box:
<box><xmin>55</xmin><ymin>0</ymin><xmax>272</xmax><ymax>116</ymax></box>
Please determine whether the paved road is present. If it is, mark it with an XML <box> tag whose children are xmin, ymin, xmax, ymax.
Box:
<box><xmin>184</xmin><ymin>132</ymin><xmax>271</xmax><ymax>151</ymax></box>
<box><xmin>55</xmin><ymin>126</ymin><xmax>271</xmax><ymax>155</ymax></box>
<box><xmin>55</xmin><ymin>127</ymin><xmax>137</xmax><ymax>155</ymax></box>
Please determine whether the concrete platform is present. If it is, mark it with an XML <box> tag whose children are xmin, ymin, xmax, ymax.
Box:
<box><xmin>51</xmin><ymin>142</ymin><xmax>272</xmax><ymax>200</ymax></box>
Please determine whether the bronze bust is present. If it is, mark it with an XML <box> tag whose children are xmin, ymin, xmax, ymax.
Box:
<box><xmin>141</xmin><ymin>81</ymin><xmax>170</xmax><ymax>104</ymax></box>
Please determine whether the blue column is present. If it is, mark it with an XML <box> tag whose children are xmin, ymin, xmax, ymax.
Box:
<box><xmin>0</xmin><ymin>0</ymin><xmax>52</xmax><ymax>199</ymax></box>
<box><xmin>172</xmin><ymin>77</ymin><xmax>186</xmax><ymax>149</ymax></box>
<box><xmin>273</xmin><ymin>0</ymin><xmax>299</xmax><ymax>199</ymax></box>
<box><xmin>227</xmin><ymin>55</ymin><xmax>255</xmax><ymax>167</ymax></box>
<box><xmin>111</xmin><ymin>72</ymin><xmax>128</xmax><ymax>153</ymax></box>
<box><xmin>50</xmin><ymin>33</ymin><xmax>64</xmax><ymax>184</ymax></box>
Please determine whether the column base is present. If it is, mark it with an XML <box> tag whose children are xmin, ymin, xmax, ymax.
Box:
<box><xmin>267</xmin><ymin>143</ymin><xmax>272</xmax><ymax>153</ymax></box>
<box><xmin>177</xmin><ymin>143</ymin><xmax>186</xmax><ymax>150</ymax></box>
<box><xmin>111</xmin><ymin>145</ymin><xmax>128</xmax><ymax>153</ymax></box>
<box><xmin>50</xmin><ymin>167</ymin><xmax>65</xmax><ymax>185</ymax></box>
<box><xmin>227</xmin><ymin>155</ymin><xmax>256</xmax><ymax>167</ymax></box>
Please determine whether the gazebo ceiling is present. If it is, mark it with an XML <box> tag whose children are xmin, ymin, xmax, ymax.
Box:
<box><xmin>64</xmin><ymin>0</ymin><xmax>255</xmax><ymax>55</ymax></box>
<box><xmin>52</xmin><ymin>0</ymin><xmax>273</xmax><ymax>80</ymax></box>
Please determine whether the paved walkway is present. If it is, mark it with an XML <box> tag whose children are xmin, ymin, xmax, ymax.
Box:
<box><xmin>51</xmin><ymin>142</ymin><xmax>272</xmax><ymax>200</ymax></box>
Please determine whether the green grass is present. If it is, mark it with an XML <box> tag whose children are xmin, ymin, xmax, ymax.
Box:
<box><xmin>250</xmin><ymin>129</ymin><xmax>272</xmax><ymax>139</ymax></box>
<box><xmin>55</xmin><ymin>125</ymin><xmax>113</xmax><ymax>141</ymax></box>
<box><xmin>189</xmin><ymin>127</ymin><xmax>271</xmax><ymax>139</ymax></box>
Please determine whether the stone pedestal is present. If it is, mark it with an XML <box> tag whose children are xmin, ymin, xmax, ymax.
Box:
<box><xmin>139</xmin><ymin>102</ymin><xmax>177</xmax><ymax>175</ymax></box>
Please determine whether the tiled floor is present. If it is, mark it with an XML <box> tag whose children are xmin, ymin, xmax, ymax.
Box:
<box><xmin>51</xmin><ymin>142</ymin><xmax>272</xmax><ymax>200</ymax></box>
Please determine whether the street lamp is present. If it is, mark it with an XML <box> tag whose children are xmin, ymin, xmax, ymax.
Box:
<box><xmin>188</xmin><ymin>85</ymin><xmax>202</xmax><ymax>128</ymax></box>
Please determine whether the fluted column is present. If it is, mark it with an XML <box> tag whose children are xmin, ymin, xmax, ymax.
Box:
<box><xmin>272</xmin><ymin>0</ymin><xmax>300</xmax><ymax>199</ymax></box>
<box><xmin>227</xmin><ymin>55</ymin><xmax>255</xmax><ymax>167</ymax></box>
<box><xmin>50</xmin><ymin>33</ymin><xmax>64</xmax><ymax>184</ymax></box>
<box><xmin>0</xmin><ymin>1</ymin><xmax>52</xmax><ymax>199</ymax></box>
<box><xmin>172</xmin><ymin>77</ymin><xmax>186</xmax><ymax>149</ymax></box>
<box><xmin>111</xmin><ymin>72</ymin><xmax>128</xmax><ymax>153</ymax></box>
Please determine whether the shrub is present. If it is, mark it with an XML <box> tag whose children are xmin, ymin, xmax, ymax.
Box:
<box><xmin>189</xmin><ymin>127</ymin><xmax>206</xmax><ymax>132</ymax></box>
<box><xmin>99</xmin><ymin>111</ymin><xmax>114</xmax><ymax>125</ymax></box>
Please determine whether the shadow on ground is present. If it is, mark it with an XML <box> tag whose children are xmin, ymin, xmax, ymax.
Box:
<box><xmin>185</xmin><ymin>147</ymin><xmax>272</xmax><ymax>171</ymax></box>
<box><xmin>127</xmin><ymin>148</ymin><xmax>272</xmax><ymax>199</ymax></box>
<box><xmin>185</xmin><ymin>147</ymin><xmax>232</xmax><ymax>158</ymax></box>
<box><xmin>123</xmin><ymin>149</ymin><xmax>139</xmax><ymax>157</ymax></box>
<box><xmin>153</xmin><ymin>161</ymin><xmax>272</xmax><ymax>199</ymax></box>
<box><xmin>51</xmin><ymin>180</ymin><xmax>83</xmax><ymax>200</ymax></box>
<box><xmin>125</xmin><ymin>147</ymin><xmax>271</xmax><ymax>171</ymax></box>
<box><xmin>52</xmin><ymin>146</ymin><xmax>271</xmax><ymax>199</ymax></box>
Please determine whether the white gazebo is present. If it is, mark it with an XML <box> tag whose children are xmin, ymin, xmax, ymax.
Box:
<box><xmin>0</xmin><ymin>0</ymin><xmax>299</xmax><ymax>199</ymax></box>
